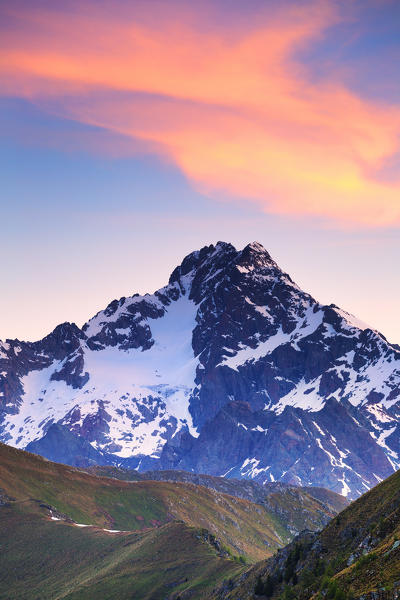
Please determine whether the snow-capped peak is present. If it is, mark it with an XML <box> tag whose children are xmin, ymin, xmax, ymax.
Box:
<box><xmin>1</xmin><ymin>241</ymin><xmax>400</xmax><ymax>500</ymax></box>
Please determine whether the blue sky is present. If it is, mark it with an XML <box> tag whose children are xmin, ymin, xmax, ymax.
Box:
<box><xmin>1</xmin><ymin>0</ymin><xmax>399</xmax><ymax>342</ymax></box>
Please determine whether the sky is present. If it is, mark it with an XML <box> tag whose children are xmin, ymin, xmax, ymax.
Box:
<box><xmin>0</xmin><ymin>0</ymin><xmax>399</xmax><ymax>343</ymax></box>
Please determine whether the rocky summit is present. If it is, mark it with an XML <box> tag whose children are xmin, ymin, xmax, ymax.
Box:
<box><xmin>1</xmin><ymin>241</ymin><xmax>399</xmax><ymax>499</ymax></box>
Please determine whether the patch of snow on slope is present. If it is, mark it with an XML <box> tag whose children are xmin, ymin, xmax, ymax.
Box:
<box><xmin>366</xmin><ymin>403</ymin><xmax>396</xmax><ymax>424</ymax></box>
<box><xmin>340</xmin><ymin>475</ymin><xmax>351</xmax><ymax>497</ymax></box>
<box><xmin>240</xmin><ymin>457</ymin><xmax>270</xmax><ymax>478</ymax></box>
<box><xmin>254</xmin><ymin>305</ymin><xmax>272</xmax><ymax>318</ymax></box>
<box><xmin>313</xmin><ymin>421</ymin><xmax>325</xmax><ymax>436</ymax></box>
<box><xmin>219</xmin><ymin>306</ymin><xmax>323</xmax><ymax>371</ymax></box>
<box><xmin>344</xmin><ymin>352</ymin><xmax>400</xmax><ymax>409</ymax></box>
<box><xmin>0</xmin><ymin>343</ymin><xmax>11</xmax><ymax>359</ymax></box>
<box><xmin>333</xmin><ymin>307</ymin><xmax>371</xmax><ymax>331</ymax></box>
<box><xmin>275</xmin><ymin>376</ymin><xmax>324</xmax><ymax>413</ymax></box>
<box><xmin>3</xmin><ymin>294</ymin><xmax>199</xmax><ymax>458</ymax></box>
<box><xmin>375</xmin><ymin>426</ymin><xmax>399</xmax><ymax>467</ymax></box>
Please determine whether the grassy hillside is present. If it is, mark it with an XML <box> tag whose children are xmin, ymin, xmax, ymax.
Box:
<box><xmin>0</xmin><ymin>500</ymin><xmax>242</xmax><ymax>600</ymax></box>
<box><xmin>86</xmin><ymin>465</ymin><xmax>348</xmax><ymax>512</ymax></box>
<box><xmin>0</xmin><ymin>443</ymin><xmax>345</xmax><ymax>599</ymax></box>
<box><xmin>212</xmin><ymin>467</ymin><xmax>400</xmax><ymax>599</ymax></box>
<box><xmin>87</xmin><ymin>465</ymin><xmax>348</xmax><ymax>527</ymax></box>
<box><xmin>0</xmin><ymin>443</ymin><xmax>342</xmax><ymax>561</ymax></box>
<box><xmin>0</xmin><ymin>444</ymin><xmax>279</xmax><ymax>561</ymax></box>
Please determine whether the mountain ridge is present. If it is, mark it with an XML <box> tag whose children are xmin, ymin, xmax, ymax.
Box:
<box><xmin>1</xmin><ymin>241</ymin><xmax>400</xmax><ymax>499</ymax></box>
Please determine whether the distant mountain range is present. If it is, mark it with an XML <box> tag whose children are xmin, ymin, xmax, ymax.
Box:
<box><xmin>1</xmin><ymin>241</ymin><xmax>400</xmax><ymax>499</ymax></box>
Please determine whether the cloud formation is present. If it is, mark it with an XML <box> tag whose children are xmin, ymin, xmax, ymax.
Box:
<box><xmin>1</xmin><ymin>0</ymin><xmax>400</xmax><ymax>225</ymax></box>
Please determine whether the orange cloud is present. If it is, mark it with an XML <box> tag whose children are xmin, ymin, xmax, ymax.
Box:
<box><xmin>1</xmin><ymin>1</ymin><xmax>400</xmax><ymax>225</ymax></box>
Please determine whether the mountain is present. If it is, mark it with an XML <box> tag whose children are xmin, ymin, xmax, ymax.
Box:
<box><xmin>84</xmin><ymin>465</ymin><xmax>349</xmax><ymax>537</ymax></box>
<box><xmin>212</xmin><ymin>458</ymin><xmax>400</xmax><ymax>600</ymax></box>
<box><xmin>1</xmin><ymin>241</ymin><xmax>400</xmax><ymax>499</ymax></box>
<box><xmin>88</xmin><ymin>466</ymin><xmax>348</xmax><ymax>511</ymax></box>
<box><xmin>0</xmin><ymin>443</ymin><xmax>344</xmax><ymax>599</ymax></box>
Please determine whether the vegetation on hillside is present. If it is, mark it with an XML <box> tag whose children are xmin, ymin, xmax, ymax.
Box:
<box><xmin>0</xmin><ymin>443</ymin><xmax>345</xmax><ymax>599</ymax></box>
<box><xmin>212</xmin><ymin>467</ymin><xmax>400</xmax><ymax>599</ymax></box>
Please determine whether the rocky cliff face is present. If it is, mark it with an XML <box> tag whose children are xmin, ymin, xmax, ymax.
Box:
<box><xmin>1</xmin><ymin>241</ymin><xmax>399</xmax><ymax>499</ymax></box>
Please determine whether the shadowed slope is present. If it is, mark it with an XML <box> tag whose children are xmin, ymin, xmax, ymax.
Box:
<box><xmin>212</xmin><ymin>466</ymin><xmax>400</xmax><ymax>599</ymax></box>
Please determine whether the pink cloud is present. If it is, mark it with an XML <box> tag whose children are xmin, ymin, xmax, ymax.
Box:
<box><xmin>1</xmin><ymin>0</ymin><xmax>400</xmax><ymax>226</ymax></box>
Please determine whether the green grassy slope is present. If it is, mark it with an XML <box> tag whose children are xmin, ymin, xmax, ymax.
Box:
<box><xmin>212</xmin><ymin>467</ymin><xmax>400</xmax><ymax>599</ymax></box>
<box><xmin>301</xmin><ymin>486</ymin><xmax>348</xmax><ymax>515</ymax></box>
<box><xmin>0</xmin><ymin>501</ymin><xmax>242</xmax><ymax>600</ymax></box>
<box><xmin>86</xmin><ymin>465</ymin><xmax>347</xmax><ymax>538</ymax></box>
<box><xmin>0</xmin><ymin>443</ymin><xmax>339</xmax><ymax>562</ymax></box>
<box><xmin>0</xmin><ymin>443</ymin><xmax>346</xmax><ymax>599</ymax></box>
<box><xmin>0</xmin><ymin>444</ymin><xmax>275</xmax><ymax>562</ymax></box>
